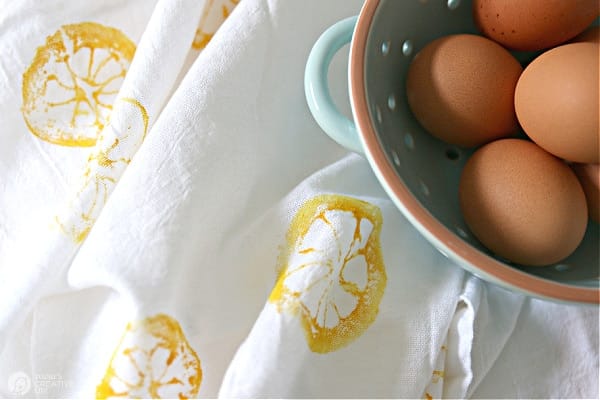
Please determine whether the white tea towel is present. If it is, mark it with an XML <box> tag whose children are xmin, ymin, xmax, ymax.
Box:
<box><xmin>471</xmin><ymin>298</ymin><xmax>599</xmax><ymax>399</ymax></box>
<box><xmin>0</xmin><ymin>0</ymin><xmax>597</xmax><ymax>398</ymax></box>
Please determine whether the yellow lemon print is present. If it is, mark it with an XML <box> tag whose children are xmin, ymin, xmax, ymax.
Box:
<box><xmin>56</xmin><ymin>97</ymin><xmax>148</xmax><ymax>243</ymax></box>
<box><xmin>96</xmin><ymin>314</ymin><xmax>202</xmax><ymax>399</ymax></box>
<box><xmin>192</xmin><ymin>0</ymin><xmax>239</xmax><ymax>50</ymax></box>
<box><xmin>269</xmin><ymin>194</ymin><xmax>387</xmax><ymax>353</ymax></box>
<box><xmin>423</xmin><ymin>344</ymin><xmax>448</xmax><ymax>400</ymax></box>
<box><xmin>22</xmin><ymin>22</ymin><xmax>135</xmax><ymax>146</ymax></box>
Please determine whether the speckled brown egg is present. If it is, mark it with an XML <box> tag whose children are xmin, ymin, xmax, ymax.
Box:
<box><xmin>406</xmin><ymin>34</ymin><xmax>522</xmax><ymax>148</ymax></box>
<box><xmin>515</xmin><ymin>42</ymin><xmax>599</xmax><ymax>163</ymax></box>
<box><xmin>473</xmin><ymin>0</ymin><xmax>599</xmax><ymax>51</ymax></box>
<box><xmin>459</xmin><ymin>139</ymin><xmax>588</xmax><ymax>266</ymax></box>
<box><xmin>572</xmin><ymin>163</ymin><xmax>600</xmax><ymax>222</ymax></box>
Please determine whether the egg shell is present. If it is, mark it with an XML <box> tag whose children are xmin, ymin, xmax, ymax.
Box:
<box><xmin>406</xmin><ymin>34</ymin><xmax>522</xmax><ymax>148</ymax></box>
<box><xmin>572</xmin><ymin>163</ymin><xmax>600</xmax><ymax>222</ymax></box>
<box><xmin>459</xmin><ymin>139</ymin><xmax>588</xmax><ymax>266</ymax></box>
<box><xmin>473</xmin><ymin>0</ymin><xmax>599</xmax><ymax>51</ymax></box>
<box><xmin>515</xmin><ymin>42</ymin><xmax>600</xmax><ymax>163</ymax></box>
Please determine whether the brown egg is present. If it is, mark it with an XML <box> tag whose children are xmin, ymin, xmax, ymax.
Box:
<box><xmin>459</xmin><ymin>139</ymin><xmax>588</xmax><ymax>266</ymax></box>
<box><xmin>473</xmin><ymin>0</ymin><xmax>599</xmax><ymax>51</ymax></box>
<box><xmin>406</xmin><ymin>34</ymin><xmax>522</xmax><ymax>147</ymax></box>
<box><xmin>572</xmin><ymin>163</ymin><xmax>600</xmax><ymax>222</ymax></box>
<box><xmin>515</xmin><ymin>43</ymin><xmax>600</xmax><ymax>163</ymax></box>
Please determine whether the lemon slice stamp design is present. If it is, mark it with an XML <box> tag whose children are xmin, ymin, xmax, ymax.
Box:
<box><xmin>269</xmin><ymin>194</ymin><xmax>387</xmax><ymax>353</ymax></box>
<box><xmin>22</xmin><ymin>22</ymin><xmax>135</xmax><ymax>146</ymax></box>
<box><xmin>55</xmin><ymin>97</ymin><xmax>148</xmax><ymax>243</ymax></box>
<box><xmin>192</xmin><ymin>0</ymin><xmax>239</xmax><ymax>50</ymax></box>
<box><xmin>97</xmin><ymin>314</ymin><xmax>202</xmax><ymax>399</ymax></box>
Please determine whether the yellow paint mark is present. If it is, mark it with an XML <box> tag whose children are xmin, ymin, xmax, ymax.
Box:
<box><xmin>269</xmin><ymin>194</ymin><xmax>386</xmax><ymax>353</ymax></box>
<box><xmin>192</xmin><ymin>0</ymin><xmax>239</xmax><ymax>50</ymax></box>
<box><xmin>120</xmin><ymin>97</ymin><xmax>149</xmax><ymax>141</ymax></box>
<box><xmin>425</xmin><ymin>392</ymin><xmax>433</xmax><ymax>400</ymax></box>
<box><xmin>22</xmin><ymin>22</ymin><xmax>135</xmax><ymax>146</ymax></box>
<box><xmin>57</xmin><ymin>97</ymin><xmax>148</xmax><ymax>243</ymax></box>
<box><xmin>96</xmin><ymin>314</ymin><xmax>202</xmax><ymax>399</ymax></box>
<box><xmin>431</xmin><ymin>369</ymin><xmax>445</xmax><ymax>384</ymax></box>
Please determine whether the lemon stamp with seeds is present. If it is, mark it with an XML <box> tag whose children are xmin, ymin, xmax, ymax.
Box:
<box><xmin>269</xmin><ymin>194</ymin><xmax>387</xmax><ymax>353</ymax></box>
<box><xmin>22</xmin><ymin>22</ymin><xmax>135</xmax><ymax>146</ymax></box>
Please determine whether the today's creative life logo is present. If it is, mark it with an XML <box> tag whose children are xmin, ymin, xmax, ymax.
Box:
<box><xmin>7</xmin><ymin>372</ymin><xmax>32</xmax><ymax>396</ymax></box>
<box><xmin>7</xmin><ymin>371</ymin><xmax>71</xmax><ymax>396</ymax></box>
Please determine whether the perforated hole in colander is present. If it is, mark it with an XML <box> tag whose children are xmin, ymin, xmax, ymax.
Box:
<box><xmin>391</xmin><ymin>150</ymin><xmax>401</xmax><ymax>167</ymax></box>
<box><xmin>419</xmin><ymin>180</ymin><xmax>430</xmax><ymax>196</ymax></box>
<box><xmin>375</xmin><ymin>105</ymin><xmax>383</xmax><ymax>124</ymax></box>
<box><xmin>455</xmin><ymin>226</ymin><xmax>469</xmax><ymax>239</ymax></box>
<box><xmin>381</xmin><ymin>40</ymin><xmax>390</xmax><ymax>56</ymax></box>
<box><xmin>404</xmin><ymin>132</ymin><xmax>415</xmax><ymax>150</ymax></box>
<box><xmin>554</xmin><ymin>264</ymin><xmax>570</xmax><ymax>272</ymax></box>
<box><xmin>401</xmin><ymin>40</ymin><xmax>413</xmax><ymax>56</ymax></box>
<box><xmin>447</xmin><ymin>0</ymin><xmax>462</xmax><ymax>10</ymax></box>
<box><xmin>387</xmin><ymin>94</ymin><xmax>396</xmax><ymax>110</ymax></box>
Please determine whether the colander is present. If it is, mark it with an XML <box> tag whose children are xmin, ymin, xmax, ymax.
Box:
<box><xmin>304</xmin><ymin>0</ymin><xmax>599</xmax><ymax>304</ymax></box>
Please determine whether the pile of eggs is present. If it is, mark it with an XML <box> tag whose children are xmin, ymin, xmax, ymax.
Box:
<box><xmin>405</xmin><ymin>0</ymin><xmax>599</xmax><ymax>266</ymax></box>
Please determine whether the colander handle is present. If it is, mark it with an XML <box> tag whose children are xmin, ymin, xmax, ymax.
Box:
<box><xmin>305</xmin><ymin>16</ymin><xmax>363</xmax><ymax>154</ymax></box>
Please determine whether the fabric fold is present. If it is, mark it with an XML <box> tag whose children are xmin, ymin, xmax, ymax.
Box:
<box><xmin>420</xmin><ymin>275</ymin><xmax>526</xmax><ymax>400</ymax></box>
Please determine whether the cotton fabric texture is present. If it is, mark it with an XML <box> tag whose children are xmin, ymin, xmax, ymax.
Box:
<box><xmin>0</xmin><ymin>0</ymin><xmax>598</xmax><ymax>398</ymax></box>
